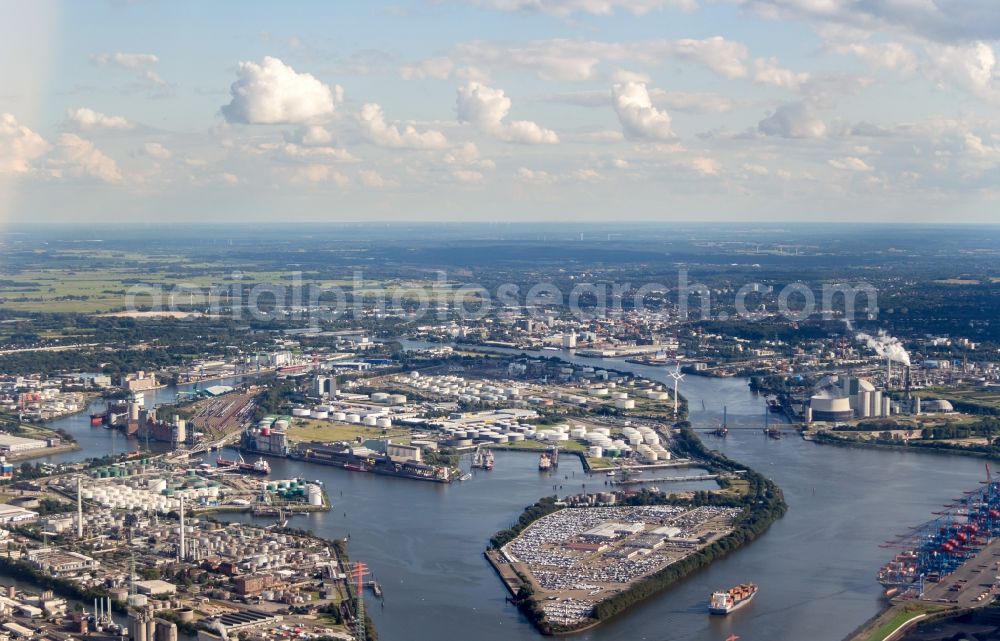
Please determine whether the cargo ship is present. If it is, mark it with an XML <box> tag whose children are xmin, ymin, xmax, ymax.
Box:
<box><xmin>217</xmin><ymin>456</ymin><xmax>271</xmax><ymax>476</ymax></box>
<box><xmin>709</xmin><ymin>583</ymin><xmax>757</xmax><ymax>614</ymax></box>
<box><xmin>289</xmin><ymin>442</ymin><xmax>455</xmax><ymax>483</ymax></box>
<box><xmin>472</xmin><ymin>447</ymin><xmax>494</xmax><ymax>471</ymax></box>
<box><xmin>90</xmin><ymin>413</ymin><xmax>105</xmax><ymax>427</ymax></box>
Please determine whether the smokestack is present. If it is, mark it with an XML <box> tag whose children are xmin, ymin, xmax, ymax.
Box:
<box><xmin>179</xmin><ymin>495</ymin><xmax>185</xmax><ymax>562</ymax></box>
<box><xmin>906</xmin><ymin>366</ymin><xmax>912</xmax><ymax>399</ymax></box>
<box><xmin>886</xmin><ymin>358</ymin><xmax>892</xmax><ymax>390</ymax></box>
<box><xmin>77</xmin><ymin>477</ymin><xmax>83</xmax><ymax>539</ymax></box>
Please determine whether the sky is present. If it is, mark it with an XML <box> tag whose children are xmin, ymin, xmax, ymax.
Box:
<box><xmin>1</xmin><ymin>0</ymin><xmax>1000</xmax><ymax>224</ymax></box>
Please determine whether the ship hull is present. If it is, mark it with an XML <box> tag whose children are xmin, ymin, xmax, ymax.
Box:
<box><xmin>709</xmin><ymin>591</ymin><xmax>756</xmax><ymax>615</ymax></box>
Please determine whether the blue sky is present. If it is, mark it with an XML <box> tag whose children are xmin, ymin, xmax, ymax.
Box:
<box><xmin>2</xmin><ymin>0</ymin><xmax>1000</xmax><ymax>224</ymax></box>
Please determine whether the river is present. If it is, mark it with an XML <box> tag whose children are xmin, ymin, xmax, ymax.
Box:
<box><xmin>43</xmin><ymin>347</ymin><xmax>987</xmax><ymax>641</ymax></box>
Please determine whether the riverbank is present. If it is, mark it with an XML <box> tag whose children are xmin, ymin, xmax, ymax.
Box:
<box><xmin>809</xmin><ymin>430</ymin><xmax>1000</xmax><ymax>461</ymax></box>
<box><xmin>487</xmin><ymin>425</ymin><xmax>787</xmax><ymax>635</ymax></box>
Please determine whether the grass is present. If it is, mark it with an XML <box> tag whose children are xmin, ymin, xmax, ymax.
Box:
<box><xmin>917</xmin><ymin>385</ymin><xmax>1000</xmax><ymax>413</ymax></box>
<box><xmin>864</xmin><ymin>604</ymin><xmax>939</xmax><ymax>641</ymax></box>
<box><xmin>286</xmin><ymin>420</ymin><xmax>411</xmax><ymax>444</ymax></box>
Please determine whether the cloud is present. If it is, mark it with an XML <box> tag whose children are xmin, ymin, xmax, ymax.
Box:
<box><xmin>66</xmin><ymin>107</ymin><xmax>133</xmax><ymax>131</ymax></box>
<box><xmin>359</xmin><ymin>169</ymin><xmax>387</xmax><ymax>188</ymax></box>
<box><xmin>283</xmin><ymin>125</ymin><xmax>334</xmax><ymax>147</ymax></box>
<box><xmin>757</xmin><ymin>102</ymin><xmax>827</xmax><ymax>138</ymax></box>
<box><xmin>828</xmin><ymin>40</ymin><xmax>917</xmax><ymax>73</ymax></box>
<box><xmin>49</xmin><ymin>133</ymin><xmax>122</xmax><ymax>183</ymax></box>
<box><xmin>222</xmin><ymin>57</ymin><xmax>342</xmax><ymax>125</ymax></box>
<box><xmin>516</xmin><ymin>167</ymin><xmax>558</xmax><ymax>184</ymax></box>
<box><xmin>685</xmin><ymin>156</ymin><xmax>720</xmax><ymax>176</ymax></box>
<box><xmin>738</xmin><ymin>0</ymin><xmax>1000</xmax><ymax>44</ymax></box>
<box><xmin>451</xmin><ymin>168</ymin><xmax>485</xmax><ymax>183</ymax></box>
<box><xmin>90</xmin><ymin>52</ymin><xmax>168</xmax><ymax>89</ymax></box>
<box><xmin>400</xmin><ymin>57</ymin><xmax>455</xmax><ymax>80</ymax></box>
<box><xmin>924</xmin><ymin>41</ymin><xmax>997</xmax><ymax>99</ymax></box>
<box><xmin>141</xmin><ymin>142</ymin><xmax>172</xmax><ymax>160</ymax></box>
<box><xmin>612</xmin><ymin>82</ymin><xmax>675</xmax><ymax>141</ymax></box>
<box><xmin>280</xmin><ymin>143</ymin><xmax>358</xmax><ymax>163</ymax></box>
<box><xmin>828</xmin><ymin>156</ymin><xmax>874</xmax><ymax>171</ymax></box>
<box><xmin>357</xmin><ymin>103</ymin><xmax>449</xmax><ymax>149</ymax></box>
<box><xmin>457</xmin><ymin>82</ymin><xmax>558</xmax><ymax>144</ymax></box>
<box><xmin>419</xmin><ymin>37</ymin><xmax>748</xmax><ymax>83</ymax></box>
<box><xmin>464</xmin><ymin>0</ymin><xmax>697</xmax><ymax>17</ymax></box>
<box><xmin>0</xmin><ymin>113</ymin><xmax>50</xmax><ymax>174</ymax></box>
<box><xmin>753</xmin><ymin>58</ymin><xmax>809</xmax><ymax>89</ymax></box>
<box><xmin>289</xmin><ymin>164</ymin><xmax>350</xmax><ymax>186</ymax></box>
<box><xmin>652</xmin><ymin>90</ymin><xmax>739</xmax><ymax>114</ymax></box>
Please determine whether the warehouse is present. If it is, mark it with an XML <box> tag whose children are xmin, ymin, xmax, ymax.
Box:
<box><xmin>27</xmin><ymin>548</ymin><xmax>97</xmax><ymax>573</ymax></box>
<box><xmin>0</xmin><ymin>435</ymin><xmax>47</xmax><ymax>454</ymax></box>
<box><xmin>0</xmin><ymin>504</ymin><xmax>38</xmax><ymax>524</ymax></box>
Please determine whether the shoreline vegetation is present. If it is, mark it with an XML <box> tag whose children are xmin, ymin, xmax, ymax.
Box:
<box><xmin>486</xmin><ymin>423</ymin><xmax>787</xmax><ymax>635</ymax></box>
<box><xmin>809</xmin><ymin>418</ymin><xmax>1000</xmax><ymax>460</ymax></box>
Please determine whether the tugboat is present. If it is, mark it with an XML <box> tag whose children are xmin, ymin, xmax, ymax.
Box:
<box><xmin>538</xmin><ymin>452</ymin><xmax>552</xmax><ymax>471</ymax></box>
<box><xmin>711</xmin><ymin>406</ymin><xmax>729</xmax><ymax>438</ymax></box>
<box><xmin>90</xmin><ymin>412</ymin><xmax>105</xmax><ymax>427</ymax></box>
<box><xmin>709</xmin><ymin>583</ymin><xmax>758</xmax><ymax>614</ymax></box>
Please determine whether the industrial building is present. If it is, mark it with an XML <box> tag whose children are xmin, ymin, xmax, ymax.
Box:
<box><xmin>807</xmin><ymin>375</ymin><xmax>895</xmax><ymax>422</ymax></box>
<box><xmin>0</xmin><ymin>434</ymin><xmax>48</xmax><ymax>454</ymax></box>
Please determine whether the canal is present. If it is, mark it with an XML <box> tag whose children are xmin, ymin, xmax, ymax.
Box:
<box><xmin>43</xmin><ymin>349</ymin><xmax>987</xmax><ymax>641</ymax></box>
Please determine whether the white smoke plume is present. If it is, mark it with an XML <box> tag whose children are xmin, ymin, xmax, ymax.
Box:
<box><xmin>856</xmin><ymin>331</ymin><xmax>911</xmax><ymax>366</ymax></box>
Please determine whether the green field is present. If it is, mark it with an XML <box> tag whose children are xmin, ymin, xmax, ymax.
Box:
<box><xmin>286</xmin><ymin>420</ymin><xmax>411</xmax><ymax>444</ymax></box>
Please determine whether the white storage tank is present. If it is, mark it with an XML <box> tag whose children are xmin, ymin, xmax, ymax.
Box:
<box><xmin>588</xmin><ymin>446</ymin><xmax>603</xmax><ymax>458</ymax></box>
<box><xmin>615</xmin><ymin>399</ymin><xmax>635</xmax><ymax>409</ymax></box>
<box><xmin>311</xmin><ymin>410</ymin><xmax>329</xmax><ymax>420</ymax></box>
<box><xmin>346</xmin><ymin>414</ymin><xmax>361</xmax><ymax>424</ymax></box>
<box><xmin>376</xmin><ymin>417</ymin><xmax>392</xmax><ymax>428</ymax></box>
<box><xmin>292</xmin><ymin>408</ymin><xmax>310</xmax><ymax>417</ymax></box>
<box><xmin>363</xmin><ymin>415</ymin><xmax>378</xmax><ymax>426</ymax></box>
<box><xmin>389</xmin><ymin>394</ymin><xmax>407</xmax><ymax>404</ymax></box>
<box><xmin>332</xmin><ymin>412</ymin><xmax>347</xmax><ymax>421</ymax></box>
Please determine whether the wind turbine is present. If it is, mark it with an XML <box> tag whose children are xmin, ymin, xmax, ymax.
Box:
<box><xmin>669</xmin><ymin>364</ymin><xmax>685</xmax><ymax>419</ymax></box>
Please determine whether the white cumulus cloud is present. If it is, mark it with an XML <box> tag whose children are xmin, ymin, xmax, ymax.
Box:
<box><xmin>357</xmin><ymin>104</ymin><xmax>449</xmax><ymax>149</ymax></box>
<box><xmin>49</xmin><ymin>134</ymin><xmax>122</xmax><ymax>183</ymax></box>
<box><xmin>222</xmin><ymin>57</ymin><xmax>342</xmax><ymax>125</ymax></box>
<box><xmin>0</xmin><ymin>113</ymin><xmax>50</xmax><ymax>174</ymax></box>
<box><xmin>757</xmin><ymin>102</ymin><xmax>827</xmax><ymax>138</ymax></box>
<box><xmin>457</xmin><ymin>82</ymin><xmax>558</xmax><ymax>144</ymax></box>
<box><xmin>142</xmin><ymin>142</ymin><xmax>172</xmax><ymax>160</ymax></box>
<box><xmin>66</xmin><ymin>108</ymin><xmax>133</xmax><ymax>131</ymax></box>
<box><xmin>612</xmin><ymin>82</ymin><xmax>675</xmax><ymax>141</ymax></box>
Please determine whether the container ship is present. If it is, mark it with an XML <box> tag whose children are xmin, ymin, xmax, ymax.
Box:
<box><xmin>709</xmin><ymin>583</ymin><xmax>757</xmax><ymax>614</ymax></box>
<box><xmin>217</xmin><ymin>456</ymin><xmax>271</xmax><ymax>476</ymax></box>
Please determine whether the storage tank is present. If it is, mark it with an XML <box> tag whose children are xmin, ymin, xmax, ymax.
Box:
<box><xmin>292</xmin><ymin>408</ymin><xmax>310</xmax><ymax>417</ymax></box>
<box><xmin>307</xmin><ymin>484</ymin><xmax>323</xmax><ymax>506</ymax></box>
<box><xmin>389</xmin><ymin>394</ymin><xmax>407</xmax><ymax>404</ymax></box>
<box><xmin>332</xmin><ymin>412</ymin><xmax>347</xmax><ymax>421</ymax></box>
<box><xmin>363</xmin><ymin>415</ymin><xmax>378</xmax><ymax>426</ymax></box>
<box><xmin>588</xmin><ymin>446</ymin><xmax>603</xmax><ymax>458</ymax></box>
<box><xmin>376</xmin><ymin>417</ymin><xmax>392</xmax><ymax>428</ymax></box>
<box><xmin>311</xmin><ymin>410</ymin><xmax>329</xmax><ymax>420</ymax></box>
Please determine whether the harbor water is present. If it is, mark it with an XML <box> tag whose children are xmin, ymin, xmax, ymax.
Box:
<box><xmin>43</xmin><ymin>349</ymin><xmax>988</xmax><ymax>641</ymax></box>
